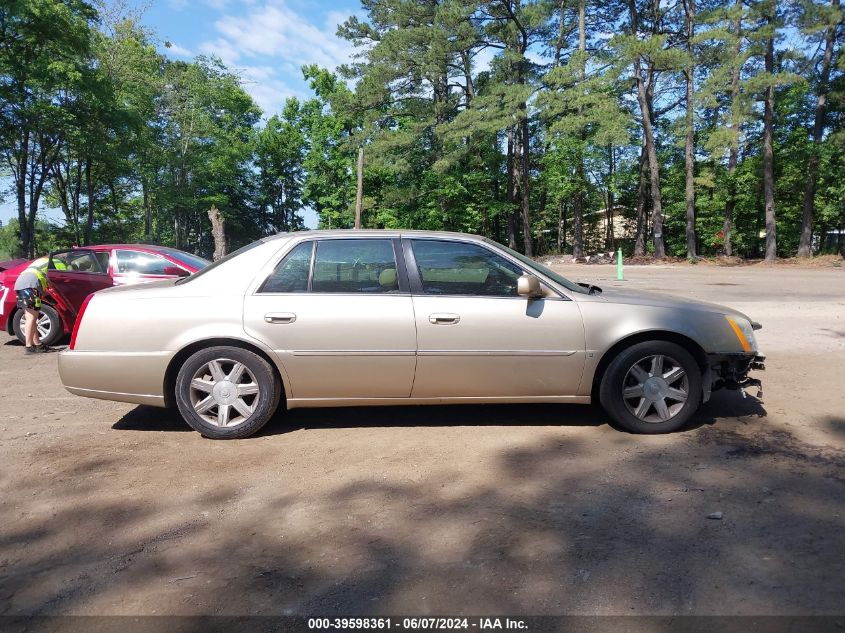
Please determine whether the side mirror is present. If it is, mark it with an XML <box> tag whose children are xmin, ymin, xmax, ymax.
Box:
<box><xmin>517</xmin><ymin>274</ymin><xmax>544</xmax><ymax>298</ymax></box>
<box><xmin>163</xmin><ymin>266</ymin><xmax>189</xmax><ymax>277</ymax></box>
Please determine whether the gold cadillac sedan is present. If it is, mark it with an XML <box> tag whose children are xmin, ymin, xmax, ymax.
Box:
<box><xmin>58</xmin><ymin>230</ymin><xmax>765</xmax><ymax>439</ymax></box>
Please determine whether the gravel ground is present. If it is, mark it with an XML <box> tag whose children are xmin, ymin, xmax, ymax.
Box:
<box><xmin>0</xmin><ymin>263</ymin><xmax>843</xmax><ymax>617</ymax></box>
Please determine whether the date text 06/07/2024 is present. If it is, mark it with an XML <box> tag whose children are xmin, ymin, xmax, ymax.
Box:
<box><xmin>307</xmin><ymin>618</ymin><xmax>529</xmax><ymax>630</ymax></box>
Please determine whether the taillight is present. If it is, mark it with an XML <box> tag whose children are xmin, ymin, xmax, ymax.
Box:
<box><xmin>70</xmin><ymin>294</ymin><xmax>94</xmax><ymax>350</ymax></box>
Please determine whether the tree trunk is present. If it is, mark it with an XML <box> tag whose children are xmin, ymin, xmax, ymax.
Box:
<box><xmin>143</xmin><ymin>177</ymin><xmax>152</xmax><ymax>241</ymax></box>
<box><xmin>723</xmin><ymin>0</ymin><xmax>742</xmax><ymax>257</ymax></box>
<box><xmin>684</xmin><ymin>0</ymin><xmax>697</xmax><ymax>258</ymax></box>
<box><xmin>26</xmin><ymin>139</ymin><xmax>51</xmax><ymax>258</ymax></box>
<box><xmin>520</xmin><ymin>117</ymin><xmax>532</xmax><ymax>256</ymax></box>
<box><xmin>84</xmin><ymin>158</ymin><xmax>95</xmax><ymax>246</ymax></box>
<box><xmin>630</xmin><ymin>0</ymin><xmax>664</xmax><ymax>258</ymax></box>
<box><xmin>557</xmin><ymin>198</ymin><xmax>564</xmax><ymax>252</ymax></box>
<box><xmin>461</xmin><ymin>50</ymin><xmax>475</xmax><ymax>106</ymax></box>
<box><xmin>641</xmin><ymin>87</ymin><xmax>664</xmax><ymax>259</ymax></box>
<box><xmin>208</xmin><ymin>205</ymin><xmax>227</xmax><ymax>261</ymax></box>
<box><xmin>797</xmin><ymin>0</ymin><xmax>840</xmax><ymax>257</ymax></box>
<box><xmin>355</xmin><ymin>147</ymin><xmax>364</xmax><ymax>229</ymax></box>
<box><xmin>554</xmin><ymin>0</ymin><xmax>566</xmax><ymax>67</ymax></box>
<box><xmin>762</xmin><ymin>3</ymin><xmax>777</xmax><ymax>261</ymax></box>
<box><xmin>634</xmin><ymin>139</ymin><xmax>649</xmax><ymax>257</ymax></box>
<box><xmin>606</xmin><ymin>144</ymin><xmax>615</xmax><ymax>251</ymax></box>
<box><xmin>16</xmin><ymin>130</ymin><xmax>30</xmax><ymax>258</ymax></box>
<box><xmin>506</xmin><ymin>127</ymin><xmax>517</xmax><ymax>249</ymax></box>
<box><xmin>573</xmin><ymin>160</ymin><xmax>585</xmax><ymax>260</ymax></box>
<box><xmin>73</xmin><ymin>159</ymin><xmax>82</xmax><ymax>245</ymax></box>
<box><xmin>572</xmin><ymin>0</ymin><xmax>587</xmax><ymax>260</ymax></box>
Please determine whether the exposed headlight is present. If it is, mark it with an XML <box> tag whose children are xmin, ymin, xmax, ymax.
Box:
<box><xmin>725</xmin><ymin>316</ymin><xmax>758</xmax><ymax>353</ymax></box>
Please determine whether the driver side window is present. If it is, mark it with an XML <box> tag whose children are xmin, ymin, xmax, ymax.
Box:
<box><xmin>409</xmin><ymin>239</ymin><xmax>522</xmax><ymax>297</ymax></box>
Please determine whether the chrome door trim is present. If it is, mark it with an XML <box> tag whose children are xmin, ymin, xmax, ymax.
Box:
<box><xmin>286</xmin><ymin>349</ymin><xmax>417</xmax><ymax>357</ymax></box>
<box><xmin>287</xmin><ymin>395</ymin><xmax>593</xmax><ymax>408</ymax></box>
<box><xmin>417</xmin><ymin>349</ymin><xmax>578</xmax><ymax>356</ymax></box>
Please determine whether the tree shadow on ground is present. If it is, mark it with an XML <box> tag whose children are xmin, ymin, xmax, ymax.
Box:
<box><xmin>4</xmin><ymin>406</ymin><xmax>843</xmax><ymax>621</ymax></box>
<box><xmin>3</xmin><ymin>397</ymin><xmax>843</xmax><ymax>622</ymax></box>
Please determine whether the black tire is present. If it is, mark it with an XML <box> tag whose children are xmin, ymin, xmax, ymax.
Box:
<box><xmin>175</xmin><ymin>346</ymin><xmax>281</xmax><ymax>439</ymax></box>
<box><xmin>599</xmin><ymin>340</ymin><xmax>702</xmax><ymax>434</ymax></box>
<box><xmin>13</xmin><ymin>304</ymin><xmax>63</xmax><ymax>346</ymax></box>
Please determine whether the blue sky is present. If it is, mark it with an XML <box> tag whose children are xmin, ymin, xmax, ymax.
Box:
<box><xmin>147</xmin><ymin>0</ymin><xmax>362</xmax><ymax>118</ymax></box>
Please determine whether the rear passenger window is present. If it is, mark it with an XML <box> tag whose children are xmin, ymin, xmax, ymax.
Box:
<box><xmin>312</xmin><ymin>239</ymin><xmax>398</xmax><ymax>293</ymax></box>
<box><xmin>259</xmin><ymin>242</ymin><xmax>313</xmax><ymax>293</ymax></box>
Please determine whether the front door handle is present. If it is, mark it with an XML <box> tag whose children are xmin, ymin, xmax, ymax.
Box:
<box><xmin>264</xmin><ymin>312</ymin><xmax>296</xmax><ymax>324</ymax></box>
<box><xmin>429</xmin><ymin>313</ymin><xmax>460</xmax><ymax>325</ymax></box>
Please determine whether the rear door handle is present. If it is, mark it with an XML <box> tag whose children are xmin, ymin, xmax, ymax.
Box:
<box><xmin>429</xmin><ymin>313</ymin><xmax>460</xmax><ymax>325</ymax></box>
<box><xmin>264</xmin><ymin>312</ymin><xmax>296</xmax><ymax>324</ymax></box>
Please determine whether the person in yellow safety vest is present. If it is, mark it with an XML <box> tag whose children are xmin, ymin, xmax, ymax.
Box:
<box><xmin>14</xmin><ymin>256</ymin><xmax>54</xmax><ymax>355</ymax></box>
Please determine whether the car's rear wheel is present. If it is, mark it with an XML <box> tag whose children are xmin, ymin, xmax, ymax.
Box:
<box><xmin>599</xmin><ymin>341</ymin><xmax>702</xmax><ymax>434</ymax></box>
<box><xmin>175</xmin><ymin>346</ymin><xmax>280</xmax><ymax>439</ymax></box>
<box><xmin>13</xmin><ymin>305</ymin><xmax>63</xmax><ymax>346</ymax></box>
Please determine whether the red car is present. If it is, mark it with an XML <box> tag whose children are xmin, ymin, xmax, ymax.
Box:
<box><xmin>0</xmin><ymin>244</ymin><xmax>209</xmax><ymax>346</ymax></box>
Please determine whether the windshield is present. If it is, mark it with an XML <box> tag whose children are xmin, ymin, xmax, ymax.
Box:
<box><xmin>485</xmin><ymin>240</ymin><xmax>590</xmax><ymax>295</ymax></box>
<box><xmin>156</xmin><ymin>247</ymin><xmax>211</xmax><ymax>271</ymax></box>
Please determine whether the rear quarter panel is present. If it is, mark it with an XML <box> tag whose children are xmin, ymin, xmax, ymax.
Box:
<box><xmin>63</xmin><ymin>241</ymin><xmax>291</xmax><ymax>401</ymax></box>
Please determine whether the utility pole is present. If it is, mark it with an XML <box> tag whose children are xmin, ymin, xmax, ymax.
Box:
<box><xmin>354</xmin><ymin>147</ymin><xmax>364</xmax><ymax>229</ymax></box>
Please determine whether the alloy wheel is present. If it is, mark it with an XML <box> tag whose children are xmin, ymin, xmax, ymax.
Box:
<box><xmin>189</xmin><ymin>358</ymin><xmax>260</xmax><ymax>427</ymax></box>
<box><xmin>622</xmin><ymin>354</ymin><xmax>690</xmax><ymax>423</ymax></box>
<box><xmin>19</xmin><ymin>312</ymin><xmax>51</xmax><ymax>341</ymax></box>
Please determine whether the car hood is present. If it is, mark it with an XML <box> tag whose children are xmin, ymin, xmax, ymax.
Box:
<box><xmin>585</xmin><ymin>286</ymin><xmax>752</xmax><ymax>320</ymax></box>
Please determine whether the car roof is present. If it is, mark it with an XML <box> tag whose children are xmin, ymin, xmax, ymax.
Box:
<box><xmin>262</xmin><ymin>229</ymin><xmax>486</xmax><ymax>242</ymax></box>
<box><xmin>78</xmin><ymin>244</ymin><xmax>177</xmax><ymax>252</ymax></box>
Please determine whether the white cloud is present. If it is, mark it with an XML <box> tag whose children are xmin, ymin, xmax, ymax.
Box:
<box><xmin>237</xmin><ymin>65</ymin><xmax>306</xmax><ymax>115</ymax></box>
<box><xmin>198</xmin><ymin>37</ymin><xmax>243</xmax><ymax>66</ymax></box>
<box><xmin>206</xmin><ymin>0</ymin><xmax>354</xmax><ymax>69</ymax></box>
<box><xmin>197</xmin><ymin>0</ymin><xmax>356</xmax><ymax>119</ymax></box>
<box><xmin>165</xmin><ymin>42</ymin><xmax>193</xmax><ymax>58</ymax></box>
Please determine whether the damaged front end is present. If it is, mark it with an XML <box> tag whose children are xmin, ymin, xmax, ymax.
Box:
<box><xmin>703</xmin><ymin>321</ymin><xmax>765</xmax><ymax>402</ymax></box>
<box><xmin>708</xmin><ymin>352</ymin><xmax>766</xmax><ymax>398</ymax></box>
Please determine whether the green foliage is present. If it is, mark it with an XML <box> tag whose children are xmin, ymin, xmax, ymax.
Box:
<box><xmin>0</xmin><ymin>0</ymin><xmax>842</xmax><ymax>259</ymax></box>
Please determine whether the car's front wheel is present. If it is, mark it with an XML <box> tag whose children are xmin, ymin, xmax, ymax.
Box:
<box><xmin>175</xmin><ymin>346</ymin><xmax>281</xmax><ymax>439</ymax></box>
<box><xmin>599</xmin><ymin>341</ymin><xmax>702</xmax><ymax>434</ymax></box>
<box><xmin>14</xmin><ymin>304</ymin><xmax>63</xmax><ymax>347</ymax></box>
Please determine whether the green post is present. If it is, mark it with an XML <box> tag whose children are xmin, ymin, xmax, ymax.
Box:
<box><xmin>617</xmin><ymin>248</ymin><xmax>624</xmax><ymax>281</ymax></box>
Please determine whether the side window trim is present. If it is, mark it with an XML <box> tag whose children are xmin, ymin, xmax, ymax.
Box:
<box><xmin>257</xmin><ymin>240</ymin><xmax>314</xmax><ymax>294</ymax></box>
<box><xmin>402</xmin><ymin>238</ymin><xmax>424</xmax><ymax>295</ymax></box>
<box><xmin>391</xmin><ymin>238</ymin><xmax>411</xmax><ymax>294</ymax></box>
<box><xmin>306</xmin><ymin>240</ymin><xmax>317</xmax><ymax>293</ymax></box>
<box><xmin>401</xmin><ymin>237</ymin><xmax>567</xmax><ymax>300</ymax></box>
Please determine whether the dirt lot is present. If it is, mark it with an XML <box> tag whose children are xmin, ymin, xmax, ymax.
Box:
<box><xmin>0</xmin><ymin>264</ymin><xmax>843</xmax><ymax>617</ymax></box>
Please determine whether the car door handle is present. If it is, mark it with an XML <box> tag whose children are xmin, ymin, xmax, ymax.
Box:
<box><xmin>264</xmin><ymin>312</ymin><xmax>296</xmax><ymax>324</ymax></box>
<box><xmin>429</xmin><ymin>313</ymin><xmax>460</xmax><ymax>325</ymax></box>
